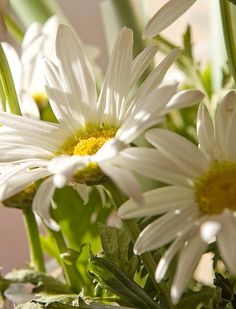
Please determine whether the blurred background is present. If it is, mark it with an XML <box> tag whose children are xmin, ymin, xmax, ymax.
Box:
<box><xmin>0</xmin><ymin>0</ymin><xmax>212</xmax><ymax>274</ymax></box>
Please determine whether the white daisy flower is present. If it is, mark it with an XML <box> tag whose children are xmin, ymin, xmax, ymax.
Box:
<box><xmin>0</xmin><ymin>25</ymin><xmax>203</xmax><ymax>228</ymax></box>
<box><xmin>118</xmin><ymin>90</ymin><xmax>236</xmax><ymax>303</ymax></box>
<box><xmin>143</xmin><ymin>0</ymin><xmax>198</xmax><ymax>39</ymax></box>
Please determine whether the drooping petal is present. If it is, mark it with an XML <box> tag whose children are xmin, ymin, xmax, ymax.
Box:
<box><xmin>118</xmin><ymin>186</ymin><xmax>194</xmax><ymax>219</ymax></box>
<box><xmin>143</xmin><ymin>0</ymin><xmax>198</xmax><ymax>39</ymax></box>
<box><xmin>99</xmin><ymin>162</ymin><xmax>143</xmax><ymax>205</ymax></box>
<box><xmin>171</xmin><ymin>233</ymin><xmax>207</xmax><ymax>304</ymax></box>
<box><xmin>33</xmin><ymin>176</ymin><xmax>59</xmax><ymax>231</ymax></box>
<box><xmin>217</xmin><ymin>212</ymin><xmax>236</xmax><ymax>276</ymax></box>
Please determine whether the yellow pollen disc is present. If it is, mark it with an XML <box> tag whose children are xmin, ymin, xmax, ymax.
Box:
<box><xmin>57</xmin><ymin>124</ymin><xmax>117</xmax><ymax>157</ymax></box>
<box><xmin>56</xmin><ymin>124</ymin><xmax>118</xmax><ymax>185</ymax></box>
<box><xmin>32</xmin><ymin>92</ymin><xmax>48</xmax><ymax>109</ymax></box>
<box><xmin>194</xmin><ymin>161</ymin><xmax>236</xmax><ymax>214</ymax></box>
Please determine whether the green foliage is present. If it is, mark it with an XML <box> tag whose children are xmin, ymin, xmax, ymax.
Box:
<box><xmin>99</xmin><ymin>224</ymin><xmax>138</xmax><ymax>279</ymax></box>
<box><xmin>177</xmin><ymin>287</ymin><xmax>214</xmax><ymax>309</ymax></box>
<box><xmin>2</xmin><ymin>269</ymin><xmax>72</xmax><ymax>294</ymax></box>
<box><xmin>211</xmin><ymin>273</ymin><xmax>236</xmax><ymax>308</ymax></box>
<box><xmin>88</xmin><ymin>256</ymin><xmax>159</xmax><ymax>309</ymax></box>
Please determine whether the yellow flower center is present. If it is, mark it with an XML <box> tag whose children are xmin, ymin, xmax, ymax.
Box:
<box><xmin>32</xmin><ymin>92</ymin><xmax>48</xmax><ymax>109</ymax></box>
<box><xmin>194</xmin><ymin>161</ymin><xmax>236</xmax><ymax>214</ymax></box>
<box><xmin>57</xmin><ymin>124</ymin><xmax>117</xmax><ymax>157</ymax></box>
<box><xmin>56</xmin><ymin>123</ymin><xmax>118</xmax><ymax>185</ymax></box>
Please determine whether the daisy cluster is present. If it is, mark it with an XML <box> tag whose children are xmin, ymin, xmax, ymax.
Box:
<box><xmin>1</xmin><ymin>0</ymin><xmax>236</xmax><ymax>306</ymax></box>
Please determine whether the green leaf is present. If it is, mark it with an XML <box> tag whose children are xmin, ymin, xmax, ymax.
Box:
<box><xmin>211</xmin><ymin>273</ymin><xmax>235</xmax><ymax>308</ymax></box>
<box><xmin>182</xmin><ymin>25</ymin><xmax>193</xmax><ymax>60</ymax></box>
<box><xmin>4</xmin><ymin>269</ymin><xmax>72</xmax><ymax>294</ymax></box>
<box><xmin>53</xmin><ymin>187</ymin><xmax>111</xmax><ymax>255</ymax></box>
<box><xmin>229</xmin><ymin>0</ymin><xmax>236</xmax><ymax>5</ymax></box>
<box><xmin>177</xmin><ymin>287</ymin><xmax>214</xmax><ymax>309</ymax></box>
<box><xmin>99</xmin><ymin>224</ymin><xmax>138</xmax><ymax>279</ymax></box>
<box><xmin>88</xmin><ymin>257</ymin><xmax>160</xmax><ymax>309</ymax></box>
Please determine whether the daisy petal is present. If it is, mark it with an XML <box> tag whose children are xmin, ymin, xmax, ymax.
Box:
<box><xmin>133</xmin><ymin>48</ymin><xmax>181</xmax><ymax>102</ymax></box>
<box><xmin>33</xmin><ymin>176</ymin><xmax>59</xmax><ymax>231</ymax></box>
<box><xmin>131</xmin><ymin>44</ymin><xmax>158</xmax><ymax>87</ymax></box>
<box><xmin>134</xmin><ymin>206</ymin><xmax>199</xmax><ymax>254</ymax></box>
<box><xmin>171</xmin><ymin>234</ymin><xmax>207</xmax><ymax>304</ymax></box>
<box><xmin>97</xmin><ymin>27</ymin><xmax>133</xmax><ymax>122</ymax></box>
<box><xmin>197</xmin><ymin>103</ymin><xmax>216</xmax><ymax>160</ymax></box>
<box><xmin>166</xmin><ymin>89</ymin><xmax>204</xmax><ymax>111</ymax></box>
<box><xmin>115</xmin><ymin>147</ymin><xmax>194</xmax><ymax>186</ymax></box>
<box><xmin>146</xmin><ymin>128</ymin><xmax>209</xmax><ymax>178</ymax></box>
<box><xmin>118</xmin><ymin>186</ymin><xmax>194</xmax><ymax>219</ymax></box>
<box><xmin>56</xmin><ymin>24</ymin><xmax>97</xmax><ymax>122</ymax></box>
<box><xmin>143</xmin><ymin>0</ymin><xmax>198</xmax><ymax>39</ymax></box>
<box><xmin>43</xmin><ymin>59</ymin><xmax>79</xmax><ymax>133</ymax></box>
<box><xmin>215</xmin><ymin>91</ymin><xmax>236</xmax><ymax>160</ymax></box>
<box><xmin>217</xmin><ymin>213</ymin><xmax>236</xmax><ymax>276</ymax></box>
<box><xmin>100</xmin><ymin>163</ymin><xmax>143</xmax><ymax>205</ymax></box>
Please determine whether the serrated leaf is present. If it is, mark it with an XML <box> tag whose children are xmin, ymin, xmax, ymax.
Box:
<box><xmin>88</xmin><ymin>257</ymin><xmax>160</xmax><ymax>309</ymax></box>
<box><xmin>4</xmin><ymin>269</ymin><xmax>72</xmax><ymax>294</ymax></box>
<box><xmin>99</xmin><ymin>224</ymin><xmax>138</xmax><ymax>279</ymax></box>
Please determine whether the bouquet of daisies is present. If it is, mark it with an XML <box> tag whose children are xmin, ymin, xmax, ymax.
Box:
<box><xmin>0</xmin><ymin>0</ymin><xmax>236</xmax><ymax>308</ymax></box>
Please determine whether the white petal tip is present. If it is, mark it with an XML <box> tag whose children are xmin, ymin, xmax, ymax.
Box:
<box><xmin>200</xmin><ymin>221</ymin><xmax>221</xmax><ymax>242</ymax></box>
<box><xmin>171</xmin><ymin>287</ymin><xmax>180</xmax><ymax>304</ymax></box>
<box><xmin>45</xmin><ymin>218</ymin><xmax>60</xmax><ymax>231</ymax></box>
<box><xmin>155</xmin><ymin>259</ymin><xmax>166</xmax><ymax>282</ymax></box>
<box><xmin>53</xmin><ymin>174</ymin><xmax>67</xmax><ymax>188</ymax></box>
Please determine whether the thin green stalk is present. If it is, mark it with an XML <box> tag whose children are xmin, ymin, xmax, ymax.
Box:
<box><xmin>22</xmin><ymin>207</ymin><xmax>45</xmax><ymax>272</ymax></box>
<box><xmin>219</xmin><ymin>0</ymin><xmax>236</xmax><ymax>83</ymax></box>
<box><xmin>0</xmin><ymin>80</ymin><xmax>6</xmax><ymax>112</ymax></box>
<box><xmin>10</xmin><ymin>0</ymin><xmax>59</xmax><ymax>26</ymax></box>
<box><xmin>104</xmin><ymin>180</ymin><xmax>175</xmax><ymax>309</ymax></box>
<box><xmin>47</xmin><ymin>227</ymin><xmax>82</xmax><ymax>293</ymax></box>
<box><xmin>0</xmin><ymin>44</ymin><xmax>21</xmax><ymax>115</ymax></box>
<box><xmin>4</xmin><ymin>13</ymin><xmax>24</xmax><ymax>43</ymax></box>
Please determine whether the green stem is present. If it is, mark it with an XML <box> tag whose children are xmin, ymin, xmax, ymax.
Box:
<box><xmin>47</xmin><ymin>227</ymin><xmax>82</xmax><ymax>293</ymax></box>
<box><xmin>219</xmin><ymin>0</ymin><xmax>236</xmax><ymax>83</ymax></box>
<box><xmin>4</xmin><ymin>13</ymin><xmax>24</xmax><ymax>43</ymax></box>
<box><xmin>0</xmin><ymin>80</ymin><xmax>6</xmax><ymax>112</ymax></box>
<box><xmin>104</xmin><ymin>180</ymin><xmax>175</xmax><ymax>309</ymax></box>
<box><xmin>10</xmin><ymin>0</ymin><xmax>61</xmax><ymax>26</ymax></box>
<box><xmin>0</xmin><ymin>44</ymin><xmax>21</xmax><ymax>115</ymax></box>
<box><xmin>22</xmin><ymin>207</ymin><xmax>45</xmax><ymax>272</ymax></box>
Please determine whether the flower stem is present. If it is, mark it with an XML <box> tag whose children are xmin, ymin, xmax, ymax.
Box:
<box><xmin>10</xmin><ymin>0</ymin><xmax>60</xmax><ymax>26</ymax></box>
<box><xmin>219</xmin><ymin>0</ymin><xmax>236</xmax><ymax>83</ymax></box>
<box><xmin>0</xmin><ymin>44</ymin><xmax>21</xmax><ymax>115</ymax></box>
<box><xmin>104</xmin><ymin>180</ymin><xmax>175</xmax><ymax>309</ymax></box>
<box><xmin>4</xmin><ymin>13</ymin><xmax>24</xmax><ymax>43</ymax></box>
<box><xmin>22</xmin><ymin>207</ymin><xmax>45</xmax><ymax>272</ymax></box>
<box><xmin>47</xmin><ymin>227</ymin><xmax>82</xmax><ymax>293</ymax></box>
